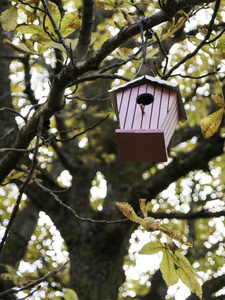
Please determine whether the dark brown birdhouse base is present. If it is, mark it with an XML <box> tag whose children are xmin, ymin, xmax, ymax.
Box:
<box><xmin>115</xmin><ymin>129</ymin><xmax>168</xmax><ymax>162</ymax></box>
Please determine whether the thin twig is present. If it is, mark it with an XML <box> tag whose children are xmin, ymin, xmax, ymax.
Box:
<box><xmin>65</xmin><ymin>95</ymin><xmax>110</xmax><ymax>101</ymax></box>
<box><xmin>19</xmin><ymin>286</ymin><xmax>41</xmax><ymax>299</ymax></box>
<box><xmin>40</xmin><ymin>0</ymin><xmax>71</xmax><ymax>55</ymax></box>
<box><xmin>0</xmin><ymin>116</ymin><xmax>44</xmax><ymax>255</ymax></box>
<box><xmin>98</xmin><ymin>42</ymin><xmax>155</xmax><ymax>74</ymax></box>
<box><xmin>205</xmin><ymin>27</ymin><xmax>225</xmax><ymax>44</ymax></box>
<box><xmin>69</xmin><ymin>74</ymin><xmax>131</xmax><ymax>87</ymax></box>
<box><xmin>153</xmin><ymin>31</ymin><xmax>168</xmax><ymax>76</ymax></box>
<box><xmin>0</xmin><ymin>116</ymin><xmax>110</xmax><ymax>153</ymax></box>
<box><xmin>18</xmin><ymin>0</ymin><xmax>45</xmax><ymax>12</ymax></box>
<box><xmin>0</xmin><ymin>107</ymin><xmax>27</xmax><ymax>122</ymax></box>
<box><xmin>170</xmin><ymin>70</ymin><xmax>217</xmax><ymax>79</ymax></box>
<box><xmin>55</xmin><ymin>114</ymin><xmax>110</xmax><ymax>142</ymax></box>
<box><xmin>34</xmin><ymin>178</ymin><xmax>128</xmax><ymax>224</ymax></box>
<box><xmin>0</xmin><ymin>129</ymin><xmax>15</xmax><ymax>141</ymax></box>
<box><xmin>0</xmin><ymin>147</ymin><xmax>37</xmax><ymax>153</ymax></box>
<box><xmin>0</xmin><ymin>260</ymin><xmax>69</xmax><ymax>297</ymax></box>
<box><xmin>163</xmin><ymin>0</ymin><xmax>221</xmax><ymax>79</ymax></box>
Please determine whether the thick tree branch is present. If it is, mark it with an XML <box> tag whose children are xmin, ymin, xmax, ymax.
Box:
<box><xmin>74</xmin><ymin>0</ymin><xmax>95</xmax><ymax>61</ymax></box>
<box><xmin>0</xmin><ymin>116</ymin><xmax>43</xmax><ymax>254</ymax></box>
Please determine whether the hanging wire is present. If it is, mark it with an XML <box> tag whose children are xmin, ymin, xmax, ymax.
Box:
<box><xmin>132</xmin><ymin>18</ymin><xmax>154</xmax><ymax>79</ymax></box>
<box><xmin>139</xmin><ymin>18</ymin><xmax>153</xmax><ymax>64</ymax></box>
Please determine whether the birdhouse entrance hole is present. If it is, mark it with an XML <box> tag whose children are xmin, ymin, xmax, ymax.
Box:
<box><xmin>137</xmin><ymin>93</ymin><xmax>154</xmax><ymax>106</ymax></box>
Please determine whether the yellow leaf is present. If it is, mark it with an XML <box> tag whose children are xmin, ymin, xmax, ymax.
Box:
<box><xmin>200</xmin><ymin>107</ymin><xmax>224</xmax><ymax>139</ymax></box>
<box><xmin>178</xmin><ymin>9</ymin><xmax>190</xmax><ymax>21</ymax></box>
<box><xmin>177</xmin><ymin>267</ymin><xmax>202</xmax><ymax>299</ymax></box>
<box><xmin>3</xmin><ymin>38</ymin><xmax>36</xmax><ymax>55</ymax></box>
<box><xmin>0</xmin><ymin>5</ymin><xmax>18</xmax><ymax>32</ymax></box>
<box><xmin>114</xmin><ymin>47</ymin><xmax>133</xmax><ymax>59</ymax></box>
<box><xmin>45</xmin><ymin>38</ymin><xmax>78</xmax><ymax>52</ymax></box>
<box><xmin>116</xmin><ymin>202</ymin><xmax>142</xmax><ymax>223</ymax></box>
<box><xmin>60</xmin><ymin>11</ymin><xmax>82</xmax><ymax>37</ymax></box>
<box><xmin>170</xmin><ymin>17</ymin><xmax>186</xmax><ymax>35</ymax></box>
<box><xmin>175</xmin><ymin>251</ymin><xmax>195</xmax><ymax>272</ymax></box>
<box><xmin>95</xmin><ymin>0</ymin><xmax>113</xmax><ymax>9</ymax></box>
<box><xmin>211</xmin><ymin>94</ymin><xmax>225</xmax><ymax>108</ymax></box>
<box><xmin>159</xmin><ymin>225</ymin><xmax>192</xmax><ymax>247</ymax></box>
<box><xmin>16</xmin><ymin>24</ymin><xmax>45</xmax><ymax>35</ymax></box>
<box><xmin>139</xmin><ymin>198</ymin><xmax>148</xmax><ymax>218</ymax></box>
<box><xmin>63</xmin><ymin>288</ymin><xmax>79</xmax><ymax>300</ymax></box>
<box><xmin>163</xmin><ymin>18</ymin><xmax>175</xmax><ymax>35</ymax></box>
<box><xmin>215</xmin><ymin>51</ymin><xmax>225</xmax><ymax>60</ymax></box>
<box><xmin>39</xmin><ymin>0</ymin><xmax>61</xmax><ymax>37</ymax></box>
<box><xmin>140</xmin><ymin>241</ymin><xmax>164</xmax><ymax>255</ymax></box>
<box><xmin>160</xmin><ymin>249</ymin><xmax>179</xmax><ymax>287</ymax></box>
<box><xmin>120</xmin><ymin>9</ymin><xmax>134</xmax><ymax>25</ymax></box>
<box><xmin>140</xmin><ymin>217</ymin><xmax>160</xmax><ymax>232</ymax></box>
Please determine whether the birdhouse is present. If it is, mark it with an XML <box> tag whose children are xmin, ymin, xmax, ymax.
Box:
<box><xmin>108</xmin><ymin>75</ymin><xmax>187</xmax><ymax>162</ymax></box>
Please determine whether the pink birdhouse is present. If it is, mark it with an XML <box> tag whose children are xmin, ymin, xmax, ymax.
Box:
<box><xmin>108</xmin><ymin>75</ymin><xmax>187</xmax><ymax>162</ymax></box>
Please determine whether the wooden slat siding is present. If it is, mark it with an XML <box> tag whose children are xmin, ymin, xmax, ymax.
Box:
<box><xmin>132</xmin><ymin>84</ymin><xmax>148</xmax><ymax>129</ymax></box>
<box><xmin>118</xmin><ymin>89</ymin><xmax>131</xmax><ymax>129</ymax></box>
<box><xmin>141</xmin><ymin>84</ymin><xmax>155</xmax><ymax>129</ymax></box>
<box><xmin>157</xmin><ymin>87</ymin><xmax>170</xmax><ymax>129</ymax></box>
<box><xmin>161</xmin><ymin>90</ymin><xmax>179</xmax><ymax>146</ymax></box>
<box><xmin>124</xmin><ymin>86</ymin><xmax>139</xmax><ymax>129</ymax></box>
<box><xmin>164</xmin><ymin>103</ymin><xmax>179</xmax><ymax>146</ymax></box>
<box><xmin>149</xmin><ymin>85</ymin><xmax>163</xmax><ymax>129</ymax></box>
<box><xmin>117</xmin><ymin>91</ymin><xmax>124</xmax><ymax>113</ymax></box>
<box><xmin>165</xmin><ymin>117</ymin><xmax>179</xmax><ymax>147</ymax></box>
<box><xmin>161</xmin><ymin>90</ymin><xmax>177</xmax><ymax>130</ymax></box>
<box><xmin>160</xmin><ymin>90</ymin><xmax>177</xmax><ymax>142</ymax></box>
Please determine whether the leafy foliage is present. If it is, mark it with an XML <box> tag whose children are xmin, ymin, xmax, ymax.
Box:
<box><xmin>117</xmin><ymin>199</ymin><xmax>201</xmax><ymax>298</ymax></box>
<box><xmin>200</xmin><ymin>94</ymin><xmax>225</xmax><ymax>138</ymax></box>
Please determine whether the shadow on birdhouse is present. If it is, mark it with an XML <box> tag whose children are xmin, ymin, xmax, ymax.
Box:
<box><xmin>108</xmin><ymin>75</ymin><xmax>187</xmax><ymax>162</ymax></box>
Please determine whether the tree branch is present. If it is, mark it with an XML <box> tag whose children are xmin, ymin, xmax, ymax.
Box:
<box><xmin>40</xmin><ymin>0</ymin><xmax>71</xmax><ymax>55</ymax></box>
<box><xmin>74</xmin><ymin>0</ymin><xmax>95</xmax><ymax>61</ymax></box>
<box><xmin>34</xmin><ymin>178</ymin><xmax>128</xmax><ymax>224</ymax></box>
<box><xmin>163</xmin><ymin>0</ymin><xmax>221</xmax><ymax>79</ymax></box>
<box><xmin>0</xmin><ymin>260</ymin><xmax>69</xmax><ymax>297</ymax></box>
<box><xmin>0</xmin><ymin>116</ymin><xmax>43</xmax><ymax>254</ymax></box>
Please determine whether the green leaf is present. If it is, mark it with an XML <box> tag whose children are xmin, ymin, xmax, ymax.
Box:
<box><xmin>200</xmin><ymin>107</ymin><xmax>224</xmax><ymax>139</ymax></box>
<box><xmin>16</xmin><ymin>24</ymin><xmax>45</xmax><ymax>35</ymax></box>
<box><xmin>63</xmin><ymin>288</ymin><xmax>79</xmax><ymax>300</ymax></box>
<box><xmin>160</xmin><ymin>249</ymin><xmax>179</xmax><ymax>287</ymax></box>
<box><xmin>174</xmin><ymin>251</ymin><xmax>195</xmax><ymax>273</ymax></box>
<box><xmin>39</xmin><ymin>0</ymin><xmax>61</xmax><ymax>37</ymax></box>
<box><xmin>3</xmin><ymin>38</ymin><xmax>36</xmax><ymax>55</ymax></box>
<box><xmin>60</xmin><ymin>11</ymin><xmax>82</xmax><ymax>37</ymax></box>
<box><xmin>45</xmin><ymin>0</ymin><xmax>61</xmax><ymax>27</ymax></box>
<box><xmin>0</xmin><ymin>5</ymin><xmax>18</xmax><ymax>32</ymax></box>
<box><xmin>140</xmin><ymin>241</ymin><xmax>164</xmax><ymax>255</ymax></box>
<box><xmin>177</xmin><ymin>267</ymin><xmax>202</xmax><ymax>300</ymax></box>
<box><xmin>45</xmin><ymin>38</ymin><xmax>78</xmax><ymax>52</ymax></box>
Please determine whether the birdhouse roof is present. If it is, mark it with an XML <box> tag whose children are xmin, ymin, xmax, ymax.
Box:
<box><xmin>108</xmin><ymin>75</ymin><xmax>187</xmax><ymax>122</ymax></box>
